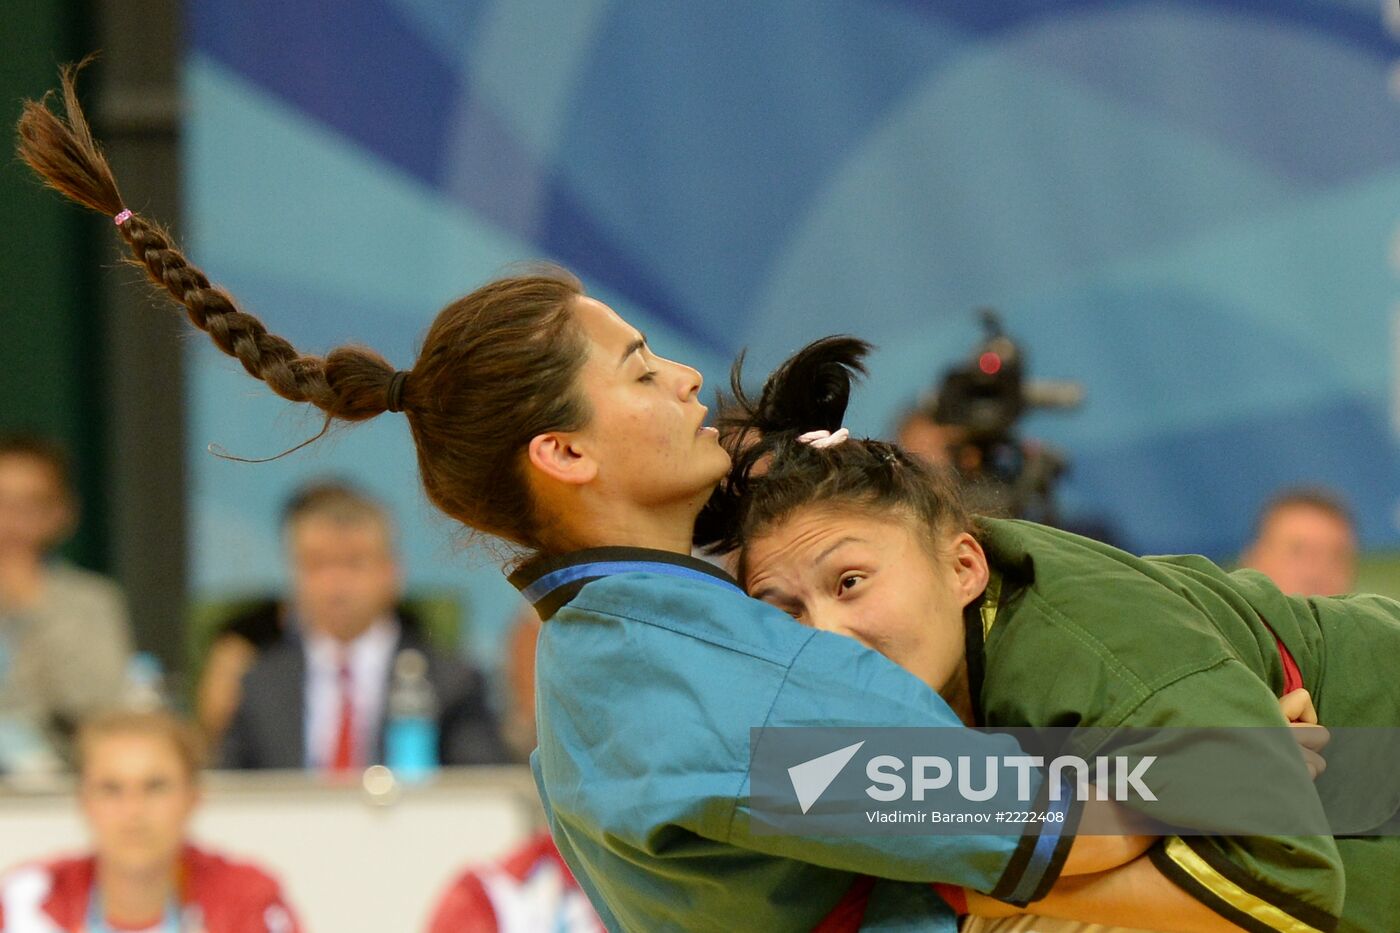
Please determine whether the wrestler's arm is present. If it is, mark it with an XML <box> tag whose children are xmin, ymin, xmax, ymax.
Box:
<box><xmin>1056</xmin><ymin>688</ymin><xmax>1325</xmax><ymax>878</ymax></box>
<box><xmin>1059</xmin><ymin>826</ymin><xmax>1155</xmax><ymax>875</ymax></box>
<box><xmin>966</xmin><ymin>854</ymin><xmax>1244</xmax><ymax>932</ymax></box>
<box><xmin>967</xmin><ymin>689</ymin><xmax>1328</xmax><ymax>928</ymax></box>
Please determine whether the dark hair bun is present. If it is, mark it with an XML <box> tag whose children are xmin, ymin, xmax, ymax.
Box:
<box><xmin>695</xmin><ymin>336</ymin><xmax>873</xmax><ymax>552</ymax></box>
<box><xmin>730</xmin><ymin>335</ymin><xmax>870</xmax><ymax>435</ymax></box>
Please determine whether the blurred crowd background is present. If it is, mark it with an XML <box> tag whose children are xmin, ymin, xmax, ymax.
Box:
<box><xmin>2</xmin><ymin>1</ymin><xmax>1399</xmax><ymax>930</ymax></box>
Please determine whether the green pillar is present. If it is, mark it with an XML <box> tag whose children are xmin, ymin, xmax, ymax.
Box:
<box><xmin>0</xmin><ymin>1</ymin><xmax>105</xmax><ymax>569</ymax></box>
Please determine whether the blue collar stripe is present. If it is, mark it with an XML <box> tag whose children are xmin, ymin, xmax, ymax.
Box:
<box><xmin>521</xmin><ymin>561</ymin><xmax>743</xmax><ymax>604</ymax></box>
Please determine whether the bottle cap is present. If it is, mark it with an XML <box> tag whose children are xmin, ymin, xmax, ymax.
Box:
<box><xmin>394</xmin><ymin>648</ymin><xmax>427</xmax><ymax>680</ymax></box>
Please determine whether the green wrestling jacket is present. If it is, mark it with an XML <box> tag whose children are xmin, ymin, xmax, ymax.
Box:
<box><xmin>967</xmin><ymin>518</ymin><xmax>1400</xmax><ymax>933</ymax></box>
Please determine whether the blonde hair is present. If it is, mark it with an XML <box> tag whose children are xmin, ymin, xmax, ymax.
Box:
<box><xmin>76</xmin><ymin>710</ymin><xmax>206</xmax><ymax>780</ymax></box>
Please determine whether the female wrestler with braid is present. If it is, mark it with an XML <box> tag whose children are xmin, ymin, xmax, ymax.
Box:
<box><xmin>699</xmin><ymin>337</ymin><xmax>1400</xmax><ymax>933</ymax></box>
<box><xmin>19</xmin><ymin>66</ymin><xmax>1296</xmax><ymax>932</ymax></box>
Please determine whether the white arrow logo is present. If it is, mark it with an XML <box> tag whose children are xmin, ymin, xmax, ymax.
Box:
<box><xmin>788</xmin><ymin>741</ymin><xmax>865</xmax><ymax>814</ymax></box>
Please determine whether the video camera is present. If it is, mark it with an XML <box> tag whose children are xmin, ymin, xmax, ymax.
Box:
<box><xmin>923</xmin><ymin>310</ymin><xmax>1083</xmax><ymax>522</ymax></box>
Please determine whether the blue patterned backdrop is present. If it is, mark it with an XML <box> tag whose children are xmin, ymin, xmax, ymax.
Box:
<box><xmin>185</xmin><ymin>0</ymin><xmax>1400</xmax><ymax>659</ymax></box>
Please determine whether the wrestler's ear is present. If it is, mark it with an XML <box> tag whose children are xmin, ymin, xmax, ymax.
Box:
<box><xmin>527</xmin><ymin>431</ymin><xmax>599</xmax><ymax>487</ymax></box>
<box><xmin>949</xmin><ymin>532</ymin><xmax>990</xmax><ymax>608</ymax></box>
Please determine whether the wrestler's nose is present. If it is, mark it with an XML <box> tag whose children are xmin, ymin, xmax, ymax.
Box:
<box><xmin>673</xmin><ymin>360</ymin><xmax>702</xmax><ymax>402</ymax></box>
<box><xmin>807</xmin><ymin>608</ymin><xmax>867</xmax><ymax>649</ymax></box>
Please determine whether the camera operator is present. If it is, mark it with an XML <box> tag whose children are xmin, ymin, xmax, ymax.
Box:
<box><xmin>894</xmin><ymin>311</ymin><xmax>1122</xmax><ymax>545</ymax></box>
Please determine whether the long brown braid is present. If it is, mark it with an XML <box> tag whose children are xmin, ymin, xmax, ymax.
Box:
<box><xmin>17</xmin><ymin>62</ymin><xmax>591</xmax><ymax>553</ymax></box>
<box><xmin>17</xmin><ymin>62</ymin><xmax>392</xmax><ymax>418</ymax></box>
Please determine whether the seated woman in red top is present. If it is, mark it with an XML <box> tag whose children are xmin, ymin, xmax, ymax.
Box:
<box><xmin>0</xmin><ymin>710</ymin><xmax>301</xmax><ymax>933</ymax></box>
<box><xmin>426</xmin><ymin>832</ymin><xmax>603</xmax><ymax>933</ymax></box>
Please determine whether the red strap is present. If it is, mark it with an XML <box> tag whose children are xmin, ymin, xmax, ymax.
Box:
<box><xmin>808</xmin><ymin>876</ymin><xmax>971</xmax><ymax>931</ymax></box>
<box><xmin>1275</xmin><ymin>634</ymin><xmax>1304</xmax><ymax>699</ymax></box>
<box><xmin>811</xmin><ymin>875</ymin><xmax>875</xmax><ymax>932</ymax></box>
<box><xmin>931</xmin><ymin>882</ymin><xmax>969</xmax><ymax>916</ymax></box>
<box><xmin>1257</xmin><ymin>615</ymin><xmax>1305</xmax><ymax>705</ymax></box>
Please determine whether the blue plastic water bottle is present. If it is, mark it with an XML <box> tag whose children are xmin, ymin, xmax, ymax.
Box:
<box><xmin>384</xmin><ymin>649</ymin><xmax>439</xmax><ymax>782</ymax></box>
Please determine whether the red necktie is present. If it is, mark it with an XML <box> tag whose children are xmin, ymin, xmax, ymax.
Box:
<box><xmin>331</xmin><ymin>657</ymin><xmax>356</xmax><ymax>772</ymax></box>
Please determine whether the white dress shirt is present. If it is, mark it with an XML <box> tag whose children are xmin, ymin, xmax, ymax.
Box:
<box><xmin>301</xmin><ymin>616</ymin><xmax>400</xmax><ymax>770</ymax></box>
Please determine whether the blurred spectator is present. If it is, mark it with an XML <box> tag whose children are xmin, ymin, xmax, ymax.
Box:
<box><xmin>195</xmin><ymin>600</ymin><xmax>284</xmax><ymax>747</ymax></box>
<box><xmin>891</xmin><ymin>408</ymin><xmax>1125</xmax><ymax>547</ymax></box>
<box><xmin>0</xmin><ymin>710</ymin><xmax>300</xmax><ymax>932</ymax></box>
<box><xmin>197</xmin><ymin>540</ymin><xmax>438</xmax><ymax>759</ymax></box>
<box><xmin>197</xmin><ymin>596</ymin><xmax>430</xmax><ymax>747</ymax></box>
<box><xmin>893</xmin><ymin>407</ymin><xmax>967</xmax><ymax>471</ymax></box>
<box><xmin>499</xmin><ymin>606</ymin><xmax>541</xmax><ymax>764</ymax></box>
<box><xmin>425</xmin><ymin>832</ymin><xmax>603</xmax><ymax>933</ymax></box>
<box><xmin>218</xmin><ymin>482</ymin><xmax>506</xmax><ymax>771</ymax></box>
<box><xmin>0</xmin><ymin>435</ymin><xmax>131</xmax><ymax>774</ymax></box>
<box><xmin>1240</xmin><ymin>486</ymin><xmax>1357</xmax><ymax>597</ymax></box>
<box><xmin>425</xmin><ymin>608</ymin><xmax>601</xmax><ymax>932</ymax></box>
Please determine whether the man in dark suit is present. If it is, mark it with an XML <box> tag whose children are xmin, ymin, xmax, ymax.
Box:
<box><xmin>219</xmin><ymin>482</ymin><xmax>506</xmax><ymax>771</ymax></box>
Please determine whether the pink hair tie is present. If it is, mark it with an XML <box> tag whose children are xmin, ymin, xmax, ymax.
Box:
<box><xmin>114</xmin><ymin>209</ymin><xmax>133</xmax><ymax>226</ymax></box>
<box><xmin>796</xmin><ymin>427</ymin><xmax>850</xmax><ymax>449</ymax></box>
